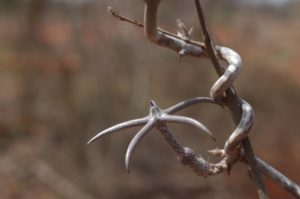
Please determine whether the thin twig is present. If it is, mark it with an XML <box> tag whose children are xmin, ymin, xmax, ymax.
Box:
<box><xmin>194</xmin><ymin>0</ymin><xmax>224</xmax><ymax>76</ymax></box>
<box><xmin>243</xmin><ymin>139</ymin><xmax>269</xmax><ymax>199</ymax></box>
<box><xmin>107</xmin><ymin>6</ymin><xmax>206</xmax><ymax>49</ymax></box>
<box><xmin>255</xmin><ymin>158</ymin><xmax>300</xmax><ymax>199</ymax></box>
<box><xmin>108</xmin><ymin>7</ymin><xmax>143</xmax><ymax>27</ymax></box>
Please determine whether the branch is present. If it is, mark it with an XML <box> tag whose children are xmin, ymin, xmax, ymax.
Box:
<box><xmin>141</xmin><ymin>0</ymin><xmax>299</xmax><ymax>198</ymax></box>
<box><xmin>88</xmin><ymin>98</ymin><xmax>218</xmax><ymax>172</ymax></box>
<box><xmin>99</xmin><ymin>1</ymin><xmax>300</xmax><ymax>198</ymax></box>
<box><xmin>143</xmin><ymin>0</ymin><xmax>207</xmax><ymax>57</ymax></box>
<box><xmin>157</xmin><ymin>124</ymin><xmax>228</xmax><ymax>177</ymax></box>
<box><xmin>194</xmin><ymin>0</ymin><xmax>224</xmax><ymax>76</ymax></box>
<box><xmin>194</xmin><ymin>1</ymin><xmax>268</xmax><ymax>199</ymax></box>
<box><xmin>108</xmin><ymin>6</ymin><xmax>205</xmax><ymax>48</ymax></box>
<box><xmin>255</xmin><ymin>158</ymin><xmax>300</xmax><ymax>199</ymax></box>
<box><xmin>108</xmin><ymin>7</ymin><xmax>144</xmax><ymax>27</ymax></box>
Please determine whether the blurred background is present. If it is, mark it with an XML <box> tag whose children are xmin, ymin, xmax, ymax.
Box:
<box><xmin>0</xmin><ymin>0</ymin><xmax>299</xmax><ymax>198</ymax></box>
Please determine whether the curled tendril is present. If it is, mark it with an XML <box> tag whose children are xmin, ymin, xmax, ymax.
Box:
<box><xmin>88</xmin><ymin>1</ymin><xmax>254</xmax><ymax>175</ymax></box>
<box><xmin>85</xmin><ymin>4</ymin><xmax>300</xmax><ymax>199</ymax></box>
<box><xmin>142</xmin><ymin>0</ymin><xmax>255</xmax><ymax>172</ymax></box>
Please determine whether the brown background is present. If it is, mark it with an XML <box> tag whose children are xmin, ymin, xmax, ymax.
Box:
<box><xmin>0</xmin><ymin>0</ymin><xmax>299</xmax><ymax>198</ymax></box>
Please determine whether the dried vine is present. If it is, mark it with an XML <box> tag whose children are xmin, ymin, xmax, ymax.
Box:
<box><xmin>88</xmin><ymin>1</ymin><xmax>300</xmax><ymax>198</ymax></box>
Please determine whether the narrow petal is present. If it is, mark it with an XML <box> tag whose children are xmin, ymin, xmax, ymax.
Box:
<box><xmin>161</xmin><ymin>115</ymin><xmax>215</xmax><ymax>141</ymax></box>
<box><xmin>164</xmin><ymin>97</ymin><xmax>218</xmax><ymax>114</ymax></box>
<box><xmin>125</xmin><ymin>120</ymin><xmax>155</xmax><ymax>172</ymax></box>
<box><xmin>87</xmin><ymin>118</ymin><xmax>147</xmax><ymax>145</ymax></box>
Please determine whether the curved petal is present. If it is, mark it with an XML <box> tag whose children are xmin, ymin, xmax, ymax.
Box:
<box><xmin>87</xmin><ymin>118</ymin><xmax>148</xmax><ymax>145</ymax></box>
<box><xmin>161</xmin><ymin>115</ymin><xmax>215</xmax><ymax>141</ymax></box>
<box><xmin>125</xmin><ymin>120</ymin><xmax>155</xmax><ymax>172</ymax></box>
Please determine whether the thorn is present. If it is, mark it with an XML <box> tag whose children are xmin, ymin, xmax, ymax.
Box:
<box><xmin>178</xmin><ymin>49</ymin><xmax>187</xmax><ymax>57</ymax></box>
<box><xmin>211</xmin><ymin>135</ymin><xmax>217</xmax><ymax>142</ymax></box>
<box><xmin>207</xmin><ymin>148</ymin><xmax>224</xmax><ymax>157</ymax></box>
<box><xmin>125</xmin><ymin>120</ymin><xmax>155</xmax><ymax>174</ymax></box>
<box><xmin>162</xmin><ymin>115</ymin><xmax>215</xmax><ymax>140</ymax></box>
<box><xmin>176</xmin><ymin>19</ymin><xmax>192</xmax><ymax>40</ymax></box>
<box><xmin>125</xmin><ymin>153</ymin><xmax>131</xmax><ymax>173</ymax></box>
<box><xmin>87</xmin><ymin>118</ymin><xmax>147</xmax><ymax>145</ymax></box>
<box><xmin>126</xmin><ymin>165</ymin><xmax>131</xmax><ymax>173</ymax></box>
<box><xmin>86</xmin><ymin>140</ymin><xmax>92</xmax><ymax>145</ymax></box>
<box><xmin>188</xmin><ymin>27</ymin><xmax>193</xmax><ymax>36</ymax></box>
<box><xmin>247</xmin><ymin>167</ymin><xmax>254</xmax><ymax>180</ymax></box>
<box><xmin>150</xmin><ymin>100</ymin><xmax>155</xmax><ymax>107</ymax></box>
<box><xmin>107</xmin><ymin>6</ymin><xmax>113</xmax><ymax>14</ymax></box>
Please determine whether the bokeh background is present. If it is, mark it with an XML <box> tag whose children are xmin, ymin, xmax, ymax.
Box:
<box><xmin>0</xmin><ymin>0</ymin><xmax>299</xmax><ymax>198</ymax></box>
